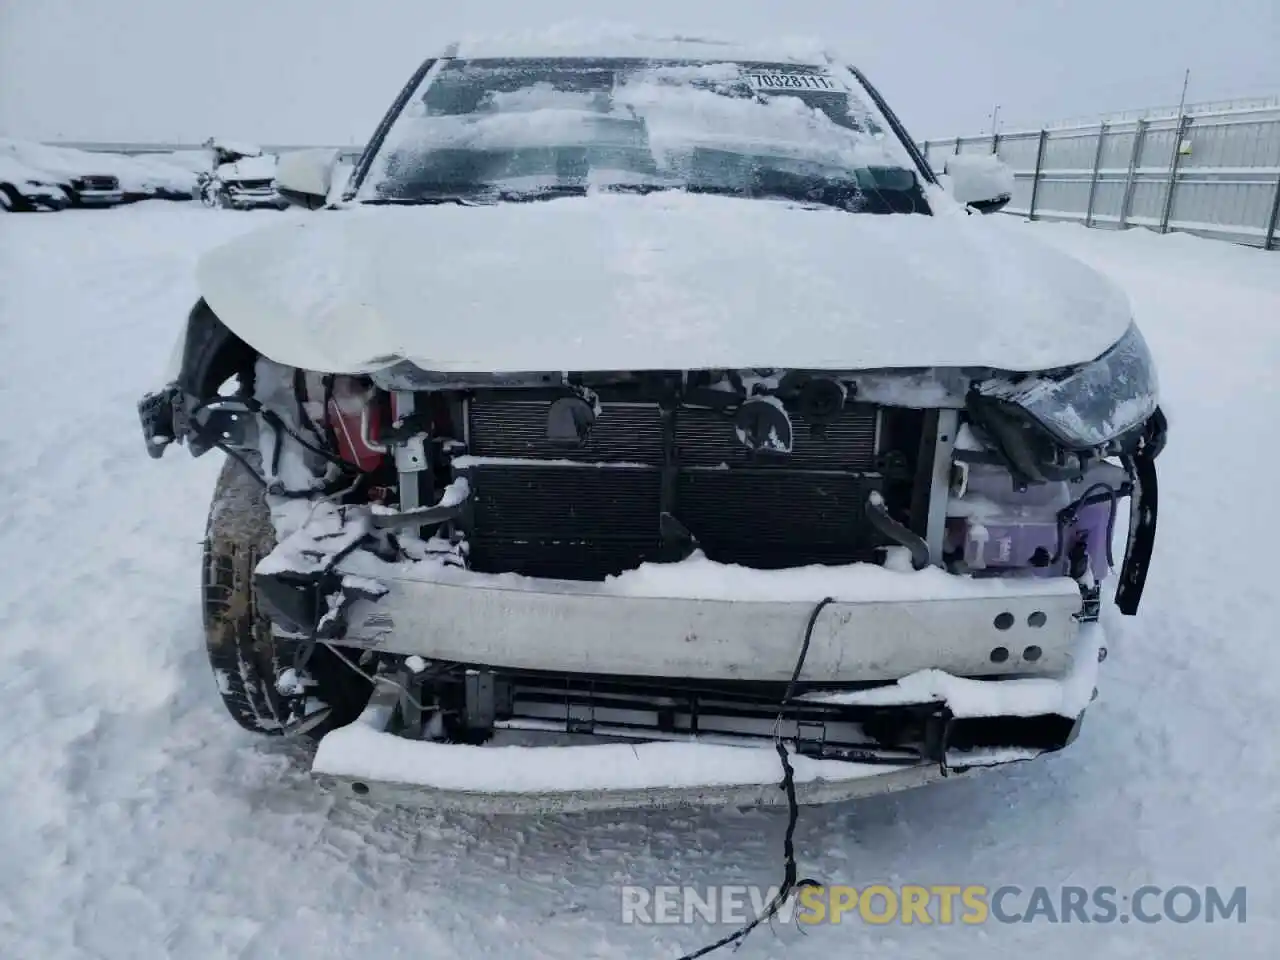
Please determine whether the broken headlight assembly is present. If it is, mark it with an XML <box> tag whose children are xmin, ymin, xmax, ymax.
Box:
<box><xmin>978</xmin><ymin>322</ymin><xmax>1159</xmax><ymax>451</ymax></box>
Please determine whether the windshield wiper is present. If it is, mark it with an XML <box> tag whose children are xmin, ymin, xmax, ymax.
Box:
<box><xmin>364</xmin><ymin>183</ymin><xmax>682</xmax><ymax>207</ymax></box>
<box><xmin>362</xmin><ymin>177</ymin><xmax>922</xmax><ymax>213</ymax></box>
<box><xmin>489</xmin><ymin>183</ymin><xmax>679</xmax><ymax>203</ymax></box>
<box><xmin>361</xmin><ymin>195</ymin><xmax>478</xmax><ymax>206</ymax></box>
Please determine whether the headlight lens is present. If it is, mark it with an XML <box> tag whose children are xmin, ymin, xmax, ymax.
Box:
<box><xmin>979</xmin><ymin>322</ymin><xmax>1159</xmax><ymax>449</ymax></box>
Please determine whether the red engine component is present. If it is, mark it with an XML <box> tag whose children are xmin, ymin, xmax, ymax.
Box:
<box><xmin>322</xmin><ymin>381</ymin><xmax>454</xmax><ymax>474</ymax></box>
<box><xmin>325</xmin><ymin>378</ymin><xmax>387</xmax><ymax>472</ymax></box>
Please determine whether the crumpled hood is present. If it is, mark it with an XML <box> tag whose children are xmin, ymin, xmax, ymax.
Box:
<box><xmin>196</xmin><ymin>192</ymin><xmax>1133</xmax><ymax>375</ymax></box>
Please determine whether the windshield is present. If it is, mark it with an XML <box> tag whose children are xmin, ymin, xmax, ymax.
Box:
<box><xmin>357</xmin><ymin>58</ymin><xmax>929</xmax><ymax>214</ymax></box>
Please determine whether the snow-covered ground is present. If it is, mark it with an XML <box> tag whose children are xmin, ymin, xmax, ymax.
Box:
<box><xmin>0</xmin><ymin>204</ymin><xmax>1276</xmax><ymax>958</ymax></box>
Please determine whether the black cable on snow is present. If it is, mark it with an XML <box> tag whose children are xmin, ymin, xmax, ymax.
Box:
<box><xmin>675</xmin><ymin>596</ymin><xmax>835</xmax><ymax>960</ymax></box>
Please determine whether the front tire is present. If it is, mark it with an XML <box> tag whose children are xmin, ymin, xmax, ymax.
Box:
<box><xmin>202</xmin><ymin>455</ymin><xmax>369</xmax><ymax>736</ymax></box>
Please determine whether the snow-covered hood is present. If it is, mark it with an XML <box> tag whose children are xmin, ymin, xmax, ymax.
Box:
<box><xmin>216</xmin><ymin>154</ymin><xmax>277</xmax><ymax>182</ymax></box>
<box><xmin>196</xmin><ymin>192</ymin><xmax>1134</xmax><ymax>375</ymax></box>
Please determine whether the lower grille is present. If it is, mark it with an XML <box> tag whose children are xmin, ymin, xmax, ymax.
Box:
<box><xmin>426</xmin><ymin>664</ymin><xmax>1079</xmax><ymax>758</ymax></box>
<box><xmin>460</xmin><ymin>396</ymin><xmax>893</xmax><ymax>580</ymax></box>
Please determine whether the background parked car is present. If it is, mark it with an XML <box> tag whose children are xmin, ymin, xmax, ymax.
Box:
<box><xmin>0</xmin><ymin>139</ymin><xmax>197</xmax><ymax>206</ymax></box>
<box><xmin>198</xmin><ymin>139</ymin><xmax>288</xmax><ymax>210</ymax></box>
<box><xmin>0</xmin><ymin>155</ymin><xmax>72</xmax><ymax>212</ymax></box>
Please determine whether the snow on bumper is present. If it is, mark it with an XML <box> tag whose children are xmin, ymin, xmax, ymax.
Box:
<box><xmin>324</xmin><ymin>554</ymin><xmax>1088</xmax><ymax>683</ymax></box>
<box><xmin>310</xmin><ymin>683</ymin><xmax>1045</xmax><ymax>813</ymax></box>
<box><xmin>312</xmin><ymin>622</ymin><xmax>1102</xmax><ymax>812</ymax></box>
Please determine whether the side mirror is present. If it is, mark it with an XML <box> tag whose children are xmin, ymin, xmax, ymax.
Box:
<box><xmin>942</xmin><ymin>153</ymin><xmax>1015</xmax><ymax>214</ymax></box>
<box><xmin>276</xmin><ymin>148</ymin><xmax>341</xmax><ymax>210</ymax></box>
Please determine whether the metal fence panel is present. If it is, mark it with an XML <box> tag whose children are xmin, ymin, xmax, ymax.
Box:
<box><xmin>921</xmin><ymin>101</ymin><xmax>1280</xmax><ymax>249</ymax></box>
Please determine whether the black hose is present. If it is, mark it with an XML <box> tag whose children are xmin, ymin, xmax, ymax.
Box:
<box><xmin>294</xmin><ymin>368</ymin><xmax>326</xmax><ymax>447</ymax></box>
<box><xmin>215</xmin><ymin>441</ymin><xmax>364</xmax><ymax>501</ymax></box>
<box><xmin>215</xmin><ymin>442</ymin><xmax>268</xmax><ymax>487</ymax></box>
<box><xmin>260</xmin><ymin>408</ymin><xmax>369</xmax><ymax>475</ymax></box>
<box><xmin>192</xmin><ymin>395</ymin><xmax>368</xmax><ymax>476</ymax></box>
<box><xmin>865</xmin><ymin>496</ymin><xmax>931</xmax><ymax>570</ymax></box>
<box><xmin>675</xmin><ymin>597</ymin><xmax>834</xmax><ymax>959</ymax></box>
<box><xmin>321</xmin><ymin>374</ymin><xmax>343</xmax><ymax>455</ymax></box>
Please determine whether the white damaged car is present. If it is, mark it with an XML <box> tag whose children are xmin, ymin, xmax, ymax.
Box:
<box><xmin>199</xmin><ymin>139</ymin><xmax>289</xmax><ymax>210</ymax></box>
<box><xmin>138</xmin><ymin>35</ymin><xmax>1166</xmax><ymax>812</ymax></box>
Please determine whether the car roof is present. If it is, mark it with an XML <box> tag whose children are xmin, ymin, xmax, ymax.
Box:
<box><xmin>447</xmin><ymin>28</ymin><xmax>836</xmax><ymax>68</ymax></box>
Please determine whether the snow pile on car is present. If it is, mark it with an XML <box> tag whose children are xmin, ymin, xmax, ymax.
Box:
<box><xmin>942</xmin><ymin>152</ymin><xmax>1016</xmax><ymax>201</ymax></box>
<box><xmin>194</xmin><ymin>190</ymin><xmax>1133</xmax><ymax>375</ymax></box>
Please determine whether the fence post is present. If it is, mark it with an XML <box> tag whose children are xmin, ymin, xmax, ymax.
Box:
<box><xmin>1027</xmin><ymin>129</ymin><xmax>1048</xmax><ymax>220</ymax></box>
<box><xmin>1264</xmin><ymin>173</ymin><xmax>1280</xmax><ymax>251</ymax></box>
<box><xmin>954</xmin><ymin>136</ymin><xmax>962</xmax><ymax>155</ymax></box>
<box><xmin>991</xmin><ymin>132</ymin><xmax>999</xmax><ymax>155</ymax></box>
<box><xmin>1159</xmin><ymin>114</ymin><xmax>1193</xmax><ymax>234</ymax></box>
<box><xmin>1084</xmin><ymin>122</ymin><xmax>1108</xmax><ymax>227</ymax></box>
<box><xmin>1118</xmin><ymin>118</ymin><xmax>1147</xmax><ymax>229</ymax></box>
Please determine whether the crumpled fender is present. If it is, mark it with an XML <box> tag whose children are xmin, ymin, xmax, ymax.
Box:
<box><xmin>137</xmin><ymin>299</ymin><xmax>258</xmax><ymax>458</ymax></box>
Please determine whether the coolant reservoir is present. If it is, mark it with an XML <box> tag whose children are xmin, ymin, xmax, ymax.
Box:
<box><xmin>946</xmin><ymin>465</ymin><xmax>1071</xmax><ymax>575</ymax></box>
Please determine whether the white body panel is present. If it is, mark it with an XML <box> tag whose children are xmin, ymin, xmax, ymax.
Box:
<box><xmin>197</xmin><ymin>191</ymin><xmax>1132</xmax><ymax>375</ymax></box>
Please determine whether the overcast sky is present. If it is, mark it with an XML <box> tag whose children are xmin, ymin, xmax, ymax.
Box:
<box><xmin>1</xmin><ymin>0</ymin><xmax>1276</xmax><ymax>145</ymax></box>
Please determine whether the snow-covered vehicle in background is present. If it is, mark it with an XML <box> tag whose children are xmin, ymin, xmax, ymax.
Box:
<box><xmin>198</xmin><ymin>139</ymin><xmax>288</xmax><ymax>210</ymax></box>
<box><xmin>138</xmin><ymin>35</ymin><xmax>1167</xmax><ymax>812</ymax></box>
<box><xmin>0</xmin><ymin>138</ymin><xmax>196</xmax><ymax>206</ymax></box>
<box><xmin>0</xmin><ymin>155</ymin><xmax>72</xmax><ymax>211</ymax></box>
<box><xmin>0</xmin><ymin>139</ymin><xmax>123</xmax><ymax>206</ymax></box>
